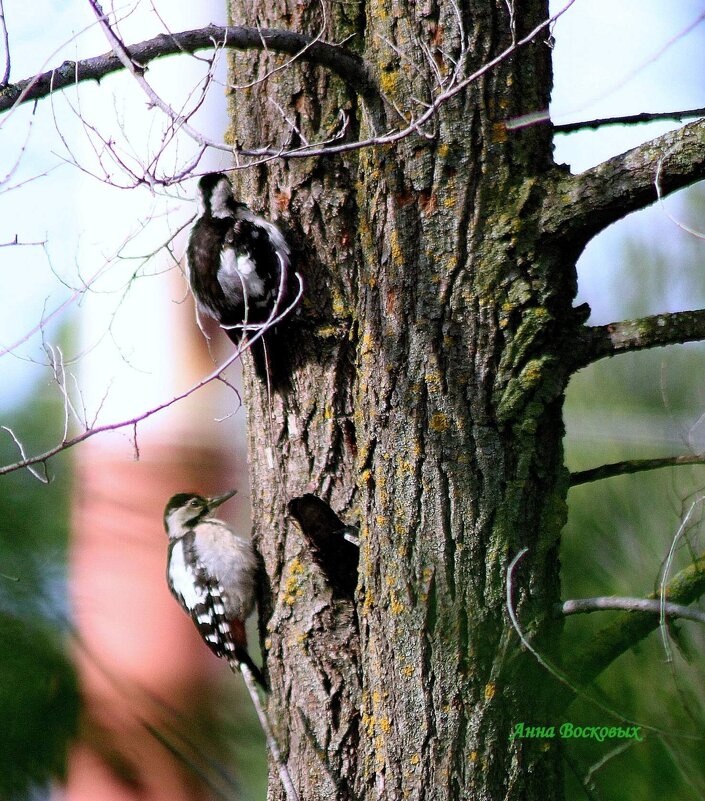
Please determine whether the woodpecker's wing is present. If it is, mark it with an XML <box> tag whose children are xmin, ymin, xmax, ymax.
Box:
<box><xmin>167</xmin><ymin>535</ymin><xmax>267</xmax><ymax>688</ymax></box>
<box><xmin>186</xmin><ymin>215</ymin><xmax>236</xmax><ymax>322</ymax></box>
<box><xmin>167</xmin><ymin>535</ymin><xmax>230</xmax><ymax>654</ymax></box>
<box><xmin>226</xmin><ymin>211</ymin><xmax>290</xmax><ymax>323</ymax></box>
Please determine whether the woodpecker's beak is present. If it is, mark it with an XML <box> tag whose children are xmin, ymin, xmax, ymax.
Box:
<box><xmin>207</xmin><ymin>489</ymin><xmax>238</xmax><ymax>511</ymax></box>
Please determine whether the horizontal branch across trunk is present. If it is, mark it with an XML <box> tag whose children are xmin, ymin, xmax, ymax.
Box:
<box><xmin>0</xmin><ymin>24</ymin><xmax>374</xmax><ymax>114</ymax></box>
<box><xmin>543</xmin><ymin>118</ymin><xmax>705</xmax><ymax>248</ymax></box>
<box><xmin>568</xmin><ymin>308</ymin><xmax>705</xmax><ymax>372</ymax></box>
<box><xmin>570</xmin><ymin>454</ymin><xmax>705</xmax><ymax>486</ymax></box>
<box><xmin>553</xmin><ymin>107</ymin><xmax>705</xmax><ymax>134</ymax></box>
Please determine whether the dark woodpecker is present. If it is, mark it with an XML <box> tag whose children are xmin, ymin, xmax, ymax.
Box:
<box><xmin>186</xmin><ymin>172</ymin><xmax>292</xmax><ymax>382</ymax></box>
<box><xmin>163</xmin><ymin>489</ymin><xmax>266</xmax><ymax>689</ymax></box>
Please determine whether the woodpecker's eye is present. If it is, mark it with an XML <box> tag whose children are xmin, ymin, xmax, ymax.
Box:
<box><xmin>189</xmin><ymin>499</ymin><xmax>199</xmax><ymax>507</ymax></box>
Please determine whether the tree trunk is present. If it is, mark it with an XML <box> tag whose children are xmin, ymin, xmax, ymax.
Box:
<box><xmin>229</xmin><ymin>1</ymin><xmax>571</xmax><ymax>798</ymax></box>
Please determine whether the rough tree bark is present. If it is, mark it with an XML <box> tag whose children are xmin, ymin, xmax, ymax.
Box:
<box><xmin>232</xmin><ymin>1</ymin><xmax>570</xmax><ymax>799</ymax></box>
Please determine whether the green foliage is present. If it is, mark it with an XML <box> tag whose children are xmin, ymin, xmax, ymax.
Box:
<box><xmin>0</xmin><ymin>352</ymin><xmax>77</xmax><ymax>800</ymax></box>
<box><xmin>0</xmin><ymin>613</ymin><xmax>79</xmax><ymax>801</ymax></box>
<box><xmin>561</xmin><ymin>190</ymin><xmax>705</xmax><ymax>800</ymax></box>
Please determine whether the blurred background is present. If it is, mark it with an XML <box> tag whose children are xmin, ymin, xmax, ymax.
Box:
<box><xmin>1</xmin><ymin>1</ymin><xmax>705</xmax><ymax>799</ymax></box>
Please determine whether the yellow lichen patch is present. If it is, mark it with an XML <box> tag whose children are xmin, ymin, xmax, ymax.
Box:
<box><xmin>389</xmin><ymin>589</ymin><xmax>404</xmax><ymax>615</ymax></box>
<box><xmin>484</xmin><ymin>682</ymin><xmax>496</xmax><ymax>701</ymax></box>
<box><xmin>294</xmin><ymin>630</ymin><xmax>309</xmax><ymax>645</ymax></box>
<box><xmin>469</xmin><ymin>751</ymin><xmax>478</xmax><ymax>763</ymax></box>
<box><xmin>316</xmin><ymin>324</ymin><xmax>338</xmax><ymax>338</ymax></box>
<box><xmin>361</xmin><ymin>331</ymin><xmax>376</xmax><ymax>354</ymax></box>
<box><xmin>374</xmin><ymin>735</ymin><xmax>386</xmax><ymax>768</ymax></box>
<box><xmin>380</xmin><ymin>69</ymin><xmax>400</xmax><ymax>97</ymax></box>
<box><xmin>397</xmin><ymin>458</ymin><xmax>415</xmax><ymax>476</ymax></box>
<box><xmin>410</xmin><ymin>753</ymin><xmax>420</xmax><ymax>766</ymax></box>
<box><xmin>429</xmin><ymin>412</ymin><xmax>449</xmax><ymax>433</ymax></box>
<box><xmin>402</xmin><ymin>664</ymin><xmax>414</xmax><ymax>677</ymax></box>
<box><xmin>520</xmin><ymin>359</ymin><xmax>543</xmax><ymax>387</ymax></box>
<box><xmin>442</xmin><ymin>194</ymin><xmax>456</xmax><ymax>208</ymax></box>
<box><xmin>282</xmin><ymin>558</ymin><xmax>306</xmax><ymax>605</ymax></box>
<box><xmin>375</xmin><ymin>514</ymin><xmax>388</xmax><ymax>527</ymax></box>
<box><xmin>425</xmin><ymin>372</ymin><xmax>442</xmax><ymax>391</ymax></box>
<box><xmin>379</xmin><ymin>717</ymin><xmax>392</xmax><ymax>733</ymax></box>
<box><xmin>332</xmin><ymin>294</ymin><xmax>348</xmax><ymax>317</ymax></box>
<box><xmin>389</xmin><ymin>228</ymin><xmax>404</xmax><ymax>266</ymax></box>
<box><xmin>491</xmin><ymin>122</ymin><xmax>508</xmax><ymax>143</ymax></box>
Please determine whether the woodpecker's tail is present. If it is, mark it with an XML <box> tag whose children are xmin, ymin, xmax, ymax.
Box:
<box><xmin>250</xmin><ymin>330</ymin><xmax>292</xmax><ymax>392</ymax></box>
<box><xmin>234</xmin><ymin>647</ymin><xmax>268</xmax><ymax>691</ymax></box>
<box><xmin>229</xmin><ymin>619</ymin><xmax>268</xmax><ymax>690</ymax></box>
<box><xmin>224</xmin><ymin>327</ymin><xmax>291</xmax><ymax>392</ymax></box>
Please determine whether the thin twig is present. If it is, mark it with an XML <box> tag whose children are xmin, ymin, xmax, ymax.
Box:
<box><xmin>0</xmin><ymin>426</ymin><xmax>49</xmax><ymax>483</ymax></box>
<box><xmin>570</xmin><ymin>454</ymin><xmax>705</xmax><ymax>486</ymax></box>
<box><xmin>659</xmin><ymin>497</ymin><xmax>704</xmax><ymax>662</ymax></box>
<box><xmin>554</xmin><ymin>107</ymin><xmax>705</xmax><ymax>134</ymax></box>
<box><xmin>235</xmin><ymin>661</ymin><xmax>299</xmax><ymax>801</ymax></box>
<box><xmin>0</xmin><ymin>0</ymin><xmax>10</xmax><ymax>86</ymax></box>
<box><xmin>560</xmin><ymin>596</ymin><xmax>705</xmax><ymax>625</ymax></box>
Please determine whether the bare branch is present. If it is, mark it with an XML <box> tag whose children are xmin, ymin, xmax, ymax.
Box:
<box><xmin>554</xmin><ymin>107</ymin><xmax>705</xmax><ymax>134</ymax></box>
<box><xmin>560</xmin><ymin>596</ymin><xmax>705</xmax><ymax>626</ymax></box>
<box><xmin>0</xmin><ymin>426</ymin><xmax>49</xmax><ymax>483</ymax></box>
<box><xmin>237</xmin><ymin>663</ymin><xmax>299</xmax><ymax>801</ymax></box>
<box><xmin>0</xmin><ymin>273</ymin><xmax>303</xmax><ymax>477</ymax></box>
<box><xmin>571</xmin><ymin>454</ymin><xmax>705</xmax><ymax>486</ymax></box>
<box><xmin>543</xmin><ymin>118</ymin><xmax>705</xmax><ymax>247</ymax></box>
<box><xmin>0</xmin><ymin>23</ymin><xmax>374</xmax><ymax>116</ymax></box>
<box><xmin>0</xmin><ymin>346</ymin><xmax>241</xmax><ymax>478</ymax></box>
<box><xmin>0</xmin><ymin>235</ymin><xmax>46</xmax><ymax>248</ymax></box>
<box><xmin>568</xmin><ymin>309</ymin><xmax>705</xmax><ymax>372</ymax></box>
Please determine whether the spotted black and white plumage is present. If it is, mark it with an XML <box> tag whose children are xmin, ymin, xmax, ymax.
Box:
<box><xmin>186</xmin><ymin>173</ymin><xmax>292</xmax><ymax>382</ymax></box>
<box><xmin>164</xmin><ymin>490</ymin><xmax>266</xmax><ymax>689</ymax></box>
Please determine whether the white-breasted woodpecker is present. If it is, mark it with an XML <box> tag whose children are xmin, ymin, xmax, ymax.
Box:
<box><xmin>186</xmin><ymin>172</ymin><xmax>292</xmax><ymax>381</ymax></box>
<box><xmin>163</xmin><ymin>489</ymin><xmax>266</xmax><ymax>689</ymax></box>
